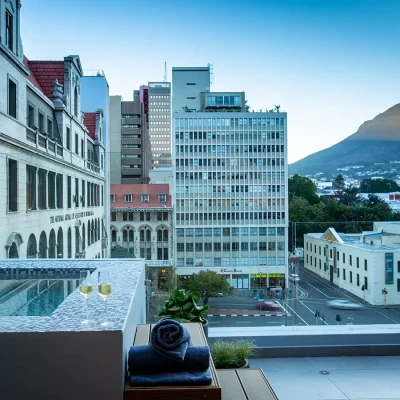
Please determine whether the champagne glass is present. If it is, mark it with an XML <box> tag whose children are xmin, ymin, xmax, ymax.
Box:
<box><xmin>79</xmin><ymin>270</ymin><xmax>93</xmax><ymax>324</ymax></box>
<box><xmin>98</xmin><ymin>270</ymin><xmax>112</xmax><ymax>326</ymax></box>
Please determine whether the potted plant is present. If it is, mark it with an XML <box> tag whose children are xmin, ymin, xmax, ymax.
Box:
<box><xmin>158</xmin><ymin>289</ymin><xmax>210</xmax><ymax>337</ymax></box>
<box><xmin>210</xmin><ymin>339</ymin><xmax>255</xmax><ymax>369</ymax></box>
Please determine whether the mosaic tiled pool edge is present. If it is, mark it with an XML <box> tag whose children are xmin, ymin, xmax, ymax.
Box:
<box><xmin>0</xmin><ymin>259</ymin><xmax>145</xmax><ymax>333</ymax></box>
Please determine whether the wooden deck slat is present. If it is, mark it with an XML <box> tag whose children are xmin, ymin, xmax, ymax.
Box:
<box><xmin>236</xmin><ymin>369</ymin><xmax>278</xmax><ymax>400</ymax></box>
<box><xmin>217</xmin><ymin>370</ymin><xmax>247</xmax><ymax>400</ymax></box>
<box><xmin>133</xmin><ymin>324</ymin><xmax>151</xmax><ymax>345</ymax></box>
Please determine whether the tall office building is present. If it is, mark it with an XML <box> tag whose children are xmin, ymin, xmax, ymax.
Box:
<box><xmin>109</xmin><ymin>95</ymin><xmax>151</xmax><ymax>184</ymax></box>
<box><xmin>148</xmin><ymin>82</ymin><xmax>171</xmax><ymax>168</ymax></box>
<box><xmin>172</xmin><ymin>67</ymin><xmax>288</xmax><ymax>289</ymax></box>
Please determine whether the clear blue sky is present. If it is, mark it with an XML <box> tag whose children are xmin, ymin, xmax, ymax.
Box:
<box><xmin>21</xmin><ymin>0</ymin><xmax>400</xmax><ymax>163</ymax></box>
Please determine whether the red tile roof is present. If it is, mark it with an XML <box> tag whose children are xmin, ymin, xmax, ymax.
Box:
<box><xmin>110</xmin><ymin>184</ymin><xmax>171</xmax><ymax>209</ymax></box>
<box><xmin>84</xmin><ymin>112</ymin><xmax>96</xmax><ymax>140</ymax></box>
<box><xmin>25</xmin><ymin>59</ymin><xmax>65</xmax><ymax>99</ymax></box>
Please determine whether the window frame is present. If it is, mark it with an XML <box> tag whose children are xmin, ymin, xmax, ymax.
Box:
<box><xmin>8</xmin><ymin>77</ymin><xmax>17</xmax><ymax>118</ymax></box>
<box><xmin>7</xmin><ymin>158</ymin><xmax>18</xmax><ymax>212</ymax></box>
<box><xmin>6</xmin><ymin>10</ymin><xmax>13</xmax><ymax>51</ymax></box>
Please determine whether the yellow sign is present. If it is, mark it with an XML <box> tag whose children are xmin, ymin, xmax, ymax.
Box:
<box><xmin>269</xmin><ymin>274</ymin><xmax>285</xmax><ymax>278</ymax></box>
<box><xmin>250</xmin><ymin>274</ymin><xmax>267</xmax><ymax>278</ymax></box>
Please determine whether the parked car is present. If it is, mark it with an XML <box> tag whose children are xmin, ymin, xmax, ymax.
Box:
<box><xmin>289</xmin><ymin>274</ymin><xmax>300</xmax><ymax>283</ymax></box>
<box><xmin>253</xmin><ymin>300</ymin><xmax>281</xmax><ymax>311</ymax></box>
<box><xmin>326</xmin><ymin>299</ymin><xmax>363</xmax><ymax>310</ymax></box>
<box><xmin>215</xmin><ymin>292</ymin><xmax>223</xmax><ymax>297</ymax></box>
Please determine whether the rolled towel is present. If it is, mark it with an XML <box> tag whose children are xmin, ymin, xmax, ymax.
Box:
<box><xmin>128</xmin><ymin>345</ymin><xmax>210</xmax><ymax>373</ymax></box>
<box><xmin>150</xmin><ymin>319</ymin><xmax>192</xmax><ymax>361</ymax></box>
<box><xmin>129</xmin><ymin>370</ymin><xmax>212</xmax><ymax>386</ymax></box>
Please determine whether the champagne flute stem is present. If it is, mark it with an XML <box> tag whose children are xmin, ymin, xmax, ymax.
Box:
<box><xmin>85</xmin><ymin>297</ymin><xmax>89</xmax><ymax>321</ymax></box>
<box><xmin>105</xmin><ymin>298</ymin><xmax>108</xmax><ymax>323</ymax></box>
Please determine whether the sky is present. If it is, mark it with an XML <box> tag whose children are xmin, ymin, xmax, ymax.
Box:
<box><xmin>20</xmin><ymin>0</ymin><xmax>400</xmax><ymax>163</ymax></box>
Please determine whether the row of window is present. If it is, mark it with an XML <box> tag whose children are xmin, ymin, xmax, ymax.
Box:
<box><xmin>176</xmin><ymin>145</ymin><xmax>285</xmax><ymax>155</ymax></box>
<box><xmin>110</xmin><ymin>193</ymin><xmax>166</xmax><ymax>203</ymax></box>
<box><xmin>177</xmin><ymin>241</ymin><xmax>285</xmax><ymax>252</ymax></box>
<box><xmin>176</xmin><ymin>171</ymin><xmax>285</xmax><ymax>182</ymax></box>
<box><xmin>149</xmin><ymin>108</ymin><xmax>170</xmax><ymax>112</ymax></box>
<box><xmin>176</xmin><ymin>185</ymin><xmax>285</xmax><ymax>194</ymax></box>
<box><xmin>111</xmin><ymin>228</ymin><xmax>169</xmax><ymax>242</ymax></box>
<box><xmin>175</xmin><ymin>131</ymin><xmax>284</xmax><ymax>141</ymax></box>
<box><xmin>149</xmin><ymin>95</ymin><xmax>170</xmax><ymax>99</ymax></box>
<box><xmin>122</xmin><ymin>124</ymin><xmax>140</xmax><ymax>128</ymax></box>
<box><xmin>111</xmin><ymin>211</ymin><xmax>169</xmax><ymax>222</ymax></box>
<box><xmin>177</xmin><ymin>227</ymin><xmax>285</xmax><ymax>237</ymax></box>
<box><xmin>176</xmin><ymin>257</ymin><xmax>285</xmax><ymax>267</ymax></box>
<box><xmin>150</xmin><ymin>114</ymin><xmax>169</xmax><ymax>118</ymax></box>
<box><xmin>176</xmin><ymin>198</ymin><xmax>285</xmax><ymax>208</ymax></box>
<box><xmin>122</xmin><ymin>144</ymin><xmax>141</xmax><ymax>148</ymax></box>
<box><xmin>27</xmin><ymin>103</ymin><xmax>54</xmax><ymax>136</ymax></box>
<box><xmin>176</xmin><ymin>212</ymin><xmax>286</xmax><ymax>223</ymax></box>
<box><xmin>176</xmin><ymin>158</ymin><xmax>285</xmax><ymax>168</ymax></box>
<box><xmin>175</xmin><ymin>117</ymin><xmax>285</xmax><ymax>129</ymax></box>
<box><xmin>121</xmin><ymin>114</ymin><xmax>140</xmax><ymax>118</ymax></box>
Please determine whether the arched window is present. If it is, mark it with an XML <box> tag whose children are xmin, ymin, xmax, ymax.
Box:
<box><xmin>6</xmin><ymin>232</ymin><xmax>23</xmax><ymax>258</ymax></box>
<box><xmin>57</xmin><ymin>227</ymin><xmax>63</xmax><ymax>258</ymax></box>
<box><xmin>9</xmin><ymin>243</ymin><xmax>19</xmax><ymax>258</ymax></box>
<box><xmin>75</xmin><ymin>226</ymin><xmax>80</xmax><ymax>255</ymax></box>
<box><xmin>49</xmin><ymin>229</ymin><xmax>56</xmax><ymax>258</ymax></box>
<box><xmin>129</xmin><ymin>230</ymin><xmax>134</xmax><ymax>241</ymax></box>
<box><xmin>67</xmin><ymin>227</ymin><xmax>72</xmax><ymax>258</ymax></box>
<box><xmin>146</xmin><ymin>230</ymin><xmax>151</xmax><ymax>242</ymax></box>
<box><xmin>82</xmin><ymin>223</ymin><xmax>85</xmax><ymax>250</ymax></box>
<box><xmin>163</xmin><ymin>230</ymin><xmax>168</xmax><ymax>242</ymax></box>
<box><xmin>140</xmin><ymin>230</ymin><xmax>145</xmax><ymax>242</ymax></box>
<box><xmin>111</xmin><ymin>230</ymin><xmax>117</xmax><ymax>242</ymax></box>
<box><xmin>27</xmin><ymin>234</ymin><xmax>37</xmax><ymax>258</ymax></box>
<box><xmin>123</xmin><ymin>230</ymin><xmax>128</xmax><ymax>242</ymax></box>
<box><xmin>39</xmin><ymin>231</ymin><xmax>47</xmax><ymax>258</ymax></box>
<box><xmin>88</xmin><ymin>221</ymin><xmax>91</xmax><ymax>245</ymax></box>
<box><xmin>157</xmin><ymin>230</ymin><xmax>162</xmax><ymax>242</ymax></box>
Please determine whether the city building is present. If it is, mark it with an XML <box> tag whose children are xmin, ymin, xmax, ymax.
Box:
<box><xmin>304</xmin><ymin>222</ymin><xmax>400</xmax><ymax>305</ymax></box>
<box><xmin>81</xmin><ymin>70</ymin><xmax>111</xmax><ymax>256</ymax></box>
<box><xmin>148</xmin><ymin>82</ymin><xmax>171</xmax><ymax>168</ymax></box>
<box><xmin>0</xmin><ymin>0</ymin><xmax>108</xmax><ymax>259</ymax></box>
<box><xmin>172</xmin><ymin>67</ymin><xmax>288</xmax><ymax>289</ymax></box>
<box><xmin>110</xmin><ymin>184</ymin><xmax>173</xmax><ymax>284</ymax></box>
<box><xmin>109</xmin><ymin>95</ymin><xmax>151</xmax><ymax>184</ymax></box>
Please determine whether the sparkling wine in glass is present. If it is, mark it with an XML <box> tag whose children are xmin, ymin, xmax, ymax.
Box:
<box><xmin>98</xmin><ymin>270</ymin><xmax>112</xmax><ymax>326</ymax></box>
<box><xmin>79</xmin><ymin>270</ymin><xmax>92</xmax><ymax>324</ymax></box>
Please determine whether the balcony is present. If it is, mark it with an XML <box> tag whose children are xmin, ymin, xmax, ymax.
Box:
<box><xmin>26</xmin><ymin>128</ymin><xmax>64</xmax><ymax>158</ymax></box>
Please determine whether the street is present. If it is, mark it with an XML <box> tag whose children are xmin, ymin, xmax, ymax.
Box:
<box><xmin>207</xmin><ymin>264</ymin><xmax>400</xmax><ymax>327</ymax></box>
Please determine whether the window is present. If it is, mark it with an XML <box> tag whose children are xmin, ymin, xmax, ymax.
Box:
<box><xmin>67</xmin><ymin>176</ymin><xmax>72</xmax><ymax>208</ymax></box>
<box><xmin>111</xmin><ymin>212</ymin><xmax>116</xmax><ymax>221</ymax></box>
<box><xmin>357</xmin><ymin>273</ymin><xmax>360</xmax><ymax>286</ymax></box>
<box><xmin>158</xmin><ymin>193</ymin><xmax>167</xmax><ymax>202</ymax></box>
<box><xmin>241</xmin><ymin>242</ymin><xmax>248</xmax><ymax>251</ymax></box>
<box><xmin>75</xmin><ymin>178</ymin><xmax>79</xmax><ymax>207</ymax></box>
<box><xmin>48</xmin><ymin>173</ymin><xmax>55</xmax><ymax>209</ymax></box>
<box><xmin>223</xmin><ymin>242</ymin><xmax>231</xmax><ymax>251</ymax></box>
<box><xmin>350</xmin><ymin>271</ymin><xmax>353</xmax><ymax>283</ymax></box>
<box><xmin>125</xmin><ymin>194</ymin><xmax>132</xmax><ymax>202</ymax></box>
<box><xmin>8</xmin><ymin>159</ymin><xmax>17</xmax><ymax>212</ymax></box>
<box><xmin>232</xmin><ymin>242</ymin><xmax>239</xmax><ymax>251</ymax></box>
<box><xmin>343</xmin><ymin>269</ymin><xmax>346</xmax><ymax>280</ymax></box>
<box><xmin>314</xmin><ymin>245</ymin><xmax>317</xmax><ymax>253</ymax></box>
<box><xmin>75</xmin><ymin>133</ymin><xmax>79</xmax><ymax>154</ymax></box>
<box><xmin>268</xmin><ymin>242</ymin><xmax>276</xmax><ymax>250</ymax></box>
<box><xmin>397</xmin><ymin>279</ymin><xmax>400</xmax><ymax>292</ymax></box>
<box><xmin>110</xmin><ymin>194</ymin><xmax>115</xmax><ymax>203</ymax></box>
<box><xmin>337</xmin><ymin>268</ymin><xmax>340</xmax><ymax>278</ymax></box>
<box><xmin>205</xmin><ymin>243</ymin><xmax>212</xmax><ymax>251</ymax></box>
<box><xmin>123</xmin><ymin>212</ymin><xmax>127</xmax><ymax>221</ymax></box>
<box><xmin>66</xmin><ymin>127</ymin><xmax>71</xmax><ymax>150</ymax></box>
<box><xmin>195</xmin><ymin>243</ymin><xmax>203</xmax><ymax>252</ymax></box>
<box><xmin>47</xmin><ymin>118</ymin><xmax>53</xmax><ymax>138</ymax></box>
<box><xmin>27</xmin><ymin>104</ymin><xmax>35</xmax><ymax>128</ymax></box>
<box><xmin>38</xmin><ymin>112</ymin><xmax>44</xmax><ymax>134</ymax></box>
<box><xmin>26</xmin><ymin>166</ymin><xmax>36</xmax><ymax>210</ymax></box>
<box><xmin>349</xmin><ymin>255</ymin><xmax>352</xmax><ymax>266</ymax></box>
<box><xmin>250</xmin><ymin>242</ymin><xmax>258</xmax><ymax>251</ymax></box>
<box><xmin>398</xmin><ymin>261</ymin><xmax>400</xmax><ymax>273</ymax></box>
<box><xmin>364</xmin><ymin>276</ymin><xmax>368</xmax><ymax>290</ymax></box>
<box><xmin>81</xmin><ymin>139</ymin><xmax>84</xmax><ymax>158</ymax></box>
<box><xmin>38</xmin><ymin>170</ymin><xmax>47</xmax><ymax>209</ymax></box>
<box><xmin>56</xmin><ymin>174</ymin><xmax>63</xmax><ymax>208</ymax></box>
<box><xmin>259</xmin><ymin>242</ymin><xmax>267</xmax><ymax>251</ymax></box>
<box><xmin>177</xmin><ymin>243</ymin><xmax>184</xmax><ymax>252</ymax></box>
<box><xmin>8</xmin><ymin>79</ymin><xmax>17</xmax><ymax>118</ymax></box>
<box><xmin>186</xmin><ymin>243</ymin><xmax>193</xmax><ymax>252</ymax></box>
<box><xmin>343</xmin><ymin>253</ymin><xmax>345</xmax><ymax>263</ymax></box>
<box><xmin>214</xmin><ymin>243</ymin><xmax>221</xmax><ymax>251</ymax></box>
<box><xmin>81</xmin><ymin>180</ymin><xmax>85</xmax><ymax>207</ymax></box>
<box><xmin>364</xmin><ymin>259</ymin><xmax>367</xmax><ymax>271</ymax></box>
<box><xmin>6</xmin><ymin>10</ymin><xmax>13</xmax><ymax>50</ymax></box>
<box><xmin>319</xmin><ymin>259</ymin><xmax>321</xmax><ymax>269</ymax></box>
<box><xmin>356</xmin><ymin>257</ymin><xmax>359</xmax><ymax>268</ymax></box>
<box><xmin>141</xmin><ymin>194</ymin><xmax>149</xmax><ymax>203</ymax></box>
<box><xmin>223</xmin><ymin>228</ymin><xmax>230</xmax><ymax>237</ymax></box>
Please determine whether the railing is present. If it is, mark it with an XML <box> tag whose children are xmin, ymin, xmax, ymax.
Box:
<box><xmin>48</xmin><ymin>141</ymin><xmax>55</xmax><ymax>153</ymax></box>
<box><xmin>38</xmin><ymin>134</ymin><xmax>46</xmax><ymax>148</ymax></box>
<box><xmin>146</xmin><ymin>260</ymin><xmax>173</xmax><ymax>267</ymax></box>
<box><xmin>26</xmin><ymin>127</ymin><xmax>36</xmax><ymax>143</ymax></box>
<box><xmin>56</xmin><ymin>145</ymin><xmax>63</xmax><ymax>156</ymax></box>
<box><xmin>156</xmin><ymin>242</ymin><xmax>169</xmax><ymax>248</ymax></box>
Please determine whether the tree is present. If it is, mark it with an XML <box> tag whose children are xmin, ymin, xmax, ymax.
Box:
<box><xmin>181</xmin><ymin>270</ymin><xmax>232</xmax><ymax>305</ymax></box>
<box><xmin>363</xmin><ymin>193</ymin><xmax>386</xmax><ymax>207</ymax></box>
<box><xmin>336</xmin><ymin>185</ymin><xmax>362</xmax><ymax>206</ymax></box>
<box><xmin>333</xmin><ymin>174</ymin><xmax>345</xmax><ymax>190</ymax></box>
<box><xmin>288</xmin><ymin>174</ymin><xmax>320</xmax><ymax>205</ymax></box>
<box><xmin>111</xmin><ymin>245</ymin><xmax>135</xmax><ymax>258</ymax></box>
<box><xmin>159</xmin><ymin>267</ymin><xmax>178</xmax><ymax>293</ymax></box>
<box><xmin>359</xmin><ymin>178</ymin><xmax>400</xmax><ymax>193</ymax></box>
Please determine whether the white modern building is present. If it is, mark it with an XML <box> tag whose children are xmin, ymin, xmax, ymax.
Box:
<box><xmin>304</xmin><ymin>222</ymin><xmax>400</xmax><ymax>305</ymax></box>
<box><xmin>172</xmin><ymin>67</ymin><xmax>288</xmax><ymax>289</ymax></box>
<box><xmin>0</xmin><ymin>0</ymin><xmax>108</xmax><ymax>259</ymax></box>
<box><xmin>148</xmin><ymin>82</ymin><xmax>171</xmax><ymax>168</ymax></box>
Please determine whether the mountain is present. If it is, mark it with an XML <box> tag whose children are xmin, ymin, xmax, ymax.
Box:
<box><xmin>289</xmin><ymin>104</ymin><xmax>400</xmax><ymax>176</ymax></box>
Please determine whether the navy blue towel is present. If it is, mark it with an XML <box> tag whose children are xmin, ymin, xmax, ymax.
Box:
<box><xmin>129</xmin><ymin>370</ymin><xmax>212</xmax><ymax>386</ymax></box>
<box><xmin>150</xmin><ymin>319</ymin><xmax>192</xmax><ymax>361</ymax></box>
<box><xmin>128</xmin><ymin>345</ymin><xmax>210</xmax><ymax>373</ymax></box>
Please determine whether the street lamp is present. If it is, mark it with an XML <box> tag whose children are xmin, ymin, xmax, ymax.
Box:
<box><xmin>382</xmin><ymin>288</ymin><xmax>388</xmax><ymax>308</ymax></box>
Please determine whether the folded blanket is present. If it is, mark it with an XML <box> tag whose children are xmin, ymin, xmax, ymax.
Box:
<box><xmin>128</xmin><ymin>345</ymin><xmax>210</xmax><ymax>373</ymax></box>
<box><xmin>150</xmin><ymin>319</ymin><xmax>192</xmax><ymax>361</ymax></box>
<box><xmin>129</xmin><ymin>370</ymin><xmax>212</xmax><ymax>386</ymax></box>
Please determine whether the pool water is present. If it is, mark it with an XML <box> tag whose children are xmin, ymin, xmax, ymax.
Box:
<box><xmin>0</xmin><ymin>279</ymin><xmax>79</xmax><ymax>316</ymax></box>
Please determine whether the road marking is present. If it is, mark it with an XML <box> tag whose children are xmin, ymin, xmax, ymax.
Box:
<box><xmin>300</xmin><ymin>300</ymin><xmax>328</xmax><ymax>305</ymax></box>
<box><xmin>300</xmin><ymin>301</ymin><xmax>329</xmax><ymax>325</ymax></box>
<box><xmin>284</xmin><ymin>303</ymin><xmax>309</xmax><ymax>326</ymax></box>
<box><xmin>375</xmin><ymin>311</ymin><xmax>400</xmax><ymax>324</ymax></box>
<box><xmin>231</xmin><ymin>314</ymin><xmax>237</xmax><ymax>317</ymax></box>
<box><xmin>306</xmin><ymin>282</ymin><xmax>331</xmax><ymax>298</ymax></box>
<box><xmin>236</xmin><ymin>321</ymin><xmax>252</xmax><ymax>324</ymax></box>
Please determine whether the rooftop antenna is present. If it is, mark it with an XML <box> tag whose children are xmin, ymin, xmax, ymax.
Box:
<box><xmin>163</xmin><ymin>62</ymin><xmax>167</xmax><ymax>82</ymax></box>
<box><xmin>274</xmin><ymin>105</ymin><xmax>281</xmax><ymax>112</ymax></box>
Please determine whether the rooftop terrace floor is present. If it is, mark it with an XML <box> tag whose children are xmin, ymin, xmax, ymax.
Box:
<box><xmin>250</xmin><ymin>355</ymin><xmax>400</xmax><ymax>400</ymax></box>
